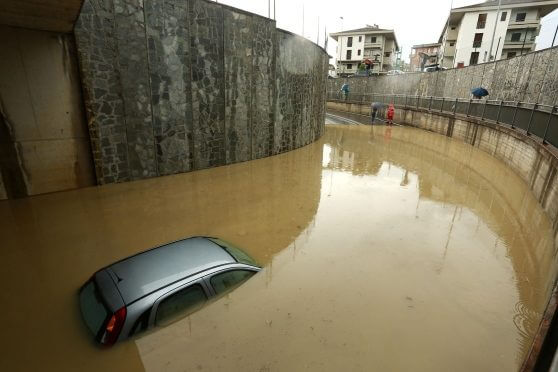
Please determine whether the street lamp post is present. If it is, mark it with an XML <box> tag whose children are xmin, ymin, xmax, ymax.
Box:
<box><xmin>488</xmin><ymin>0</ymin><xmax>502</xmax><ymax>61</ymax></box>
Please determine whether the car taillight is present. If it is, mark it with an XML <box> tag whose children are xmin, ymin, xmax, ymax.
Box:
<box><xmin>102</xmin><ymin>307</ymin><xmax>126</xmax><ymax>346</ymax></box>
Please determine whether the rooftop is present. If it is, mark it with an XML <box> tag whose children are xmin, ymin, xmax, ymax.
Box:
<box><xmin>108</xmin><ymin>237</ymin><xmax>235</xmax><ymax>304</ymax></box>
<box><xmin>455</xmin><ymin>0</ymin><xmax>549</xmax><ymax>10</ymax></box>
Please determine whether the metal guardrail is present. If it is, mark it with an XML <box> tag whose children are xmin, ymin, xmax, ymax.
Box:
<box><xmin>328</xmin><ymin>91</ymin><xmax>558</xmax><ymax>148</ymax></box>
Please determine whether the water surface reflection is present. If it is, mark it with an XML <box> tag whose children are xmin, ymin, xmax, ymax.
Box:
<box><xmin>0</xmin><ymin>125</ymin><xmax>556</xmax><ymax>372</ymax></box>
<box><xmin>139</xmin><ymin>125</ymin><xmax>558</xmax><ymax>372</ymax></box>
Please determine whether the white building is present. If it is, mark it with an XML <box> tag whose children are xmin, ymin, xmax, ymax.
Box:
<box><xmin>438</xmin><ymin>0</ymin><xmax>558</xmax><ymax>68</ymax></box>
<box><xmin>330</xmin><ymin>26</ymin><xmax>400</xmax><ymax>76</ymax></box>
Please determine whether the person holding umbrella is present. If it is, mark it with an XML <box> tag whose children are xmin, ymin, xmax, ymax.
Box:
<box><xmin>471</xmin><ymin>87</ymin><xmax>489</xmax><ymax>99</ymax></box>
<box><xmin>371</xmin><ymin>102</ymin><xmax>382</xmax><ymax>124</ymax></box>
<box><xmin>341</xmin><ymin>82</ymin><xmax>350</xmax><ymax>101</ymax></box>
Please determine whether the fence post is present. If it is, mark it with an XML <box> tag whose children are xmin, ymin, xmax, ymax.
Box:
<box><xmin>441</xmin><ymin>97</ymin><xmax>445</xmax><ymax>112</ymax></box>
<box><xmin>416</xmin><ymin>96</ymin><xmax>420</xmax><ymax>110</ymax></box>
<box><xmin>496</xmin><ymin>100</ymin><xmax>503</xmax><ymax>123</ymax></box>
<box><xmin>526</xmin><ymin>103</ymin><xmax>538</xmax><ymax>136</ymax></box>
<box><xmin>466</xmin><ymin>99</ymin><xmax>472</xmax><ymax>117</ymax></box>
<box><xmin>453</xmin><ymin>98</ymin><xmax>458</xmax><ymax>115</ymax></box>
<box><xmin>428</xmin><ymin>96</ymin><xmax>433</xmax><ymax>111</ymax></box>
<box><xmin>481</xmin><ymin>99</ymin><xmax>488</xmax><ymax>120</ymax></box>
<box><xmin>542</xmin><ymin>106</ymin><xmax>556</xmax><ymax>145</ymax></box>
<box><xmin>511</xmin><ymin>101</ymin><xmax>519</xmax><ymax>130</ymax></box>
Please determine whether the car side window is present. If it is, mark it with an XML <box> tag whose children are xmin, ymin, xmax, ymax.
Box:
<box><xmin>155</xmin><ymin>284</ymin><xmax>207</xmax><ymax>326</ymax></box>
<box><xmin>210</xmin><ymin>270</ymin><xmax>255</xmax><ymax>296</ymax></box>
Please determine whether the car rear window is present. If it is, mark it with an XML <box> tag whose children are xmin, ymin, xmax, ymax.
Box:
<box><xmin>79</xmin><ymin>281</ymin><xmax>109</xmax><ymax>336</ymax></box>
<box><xmin>208</xmin><ymin>238</ymin><xmax>258</xmax><ymax>266</ymax></box>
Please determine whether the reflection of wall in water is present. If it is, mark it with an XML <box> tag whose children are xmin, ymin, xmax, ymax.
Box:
<box><xmin>0</xmin><ymin>139</ymin><xmax>323</xmax><ymax>371</ymax></box>
<box><xmin>323</xmin><ymin>125</ymin><xmax>557</xmax><ymax>337</ymax></box>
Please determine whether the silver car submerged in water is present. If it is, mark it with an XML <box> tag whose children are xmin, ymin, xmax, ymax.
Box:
<box><xmin>79</xmin><ymin>237</ymin><xmax>261</xmax><ymax>346</ymax></box>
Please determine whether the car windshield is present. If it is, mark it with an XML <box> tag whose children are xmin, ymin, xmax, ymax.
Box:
<box><xmin>79</xmin><ymin>281</ymin><xmax>109</xmax><ymax>336</ymax></box>
<box><xmin>208</xmin><ymin>238</ymin><xmax>258</xmax><ymax>266</ymax></box>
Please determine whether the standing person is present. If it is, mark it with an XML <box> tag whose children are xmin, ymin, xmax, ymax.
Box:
<box><xmin>386</xmin><ymin>104</ymin><xmax>395</xmax><ymax>125</ymax></box>
<box><xmin>341</xmin><ymin>82</ymin><xmax>350</xmax><ymax>101</ymax></box>
<box><xmin>371</xmin><ymin>102</ymin><xmax>381</xmax><ymax>124</ymax></box>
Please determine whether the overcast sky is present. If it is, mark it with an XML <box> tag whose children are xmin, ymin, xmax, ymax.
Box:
<box><xmin>217</xmin><ymin>0</ymin><xmax>558</xmax><ymax>62</ymax></box>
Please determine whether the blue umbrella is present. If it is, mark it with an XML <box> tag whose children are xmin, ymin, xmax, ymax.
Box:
<box><xmin>471</xmin><ymin>87</ymin><xmax>489</xmax><ymax>98</ymax></box>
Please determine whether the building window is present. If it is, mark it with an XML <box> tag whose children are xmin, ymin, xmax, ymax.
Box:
<box><xmin>384</xmin><ymin>52</ymin><xmax>391</xmax><ymax>57</ymax></box>
<box><xmin>370</xmin><ymin>36</ymin><xmax>377</xmax><ymax>43</ymax></box>
<box><xmin>358</xmin><ymin>36</ymin><xmax>362</xmax><ymax>42</ymax></box>
<box><xmin>346</xmin><ymin>50</ymin><xmax>352</xmax><ymax>60</ymax></box>
<box><xmin>347</xmin><ymin>36</ymin><xmax>353</xmax><ymax>47</ymax></box>
<box><xmin>477</xmin><ymin>13</ymin><xmax>487</xmax><ymax>29</ymax></box>
<box><xmin>511</xmin><ymin>32</ymin><xmax>521</xmax><ymax>42</ymax></box>
<box><xmin>507</xmin><ymin>52</ymin><xmax>517</xmax><ymax>58</ymax></box>
<box><xmin>358</xmin><ymin>49</ymin><xmax>361</xmax><ymax>56</ymax></box>
<box><xmin>347</xmin><ymin>64</ymin><xmax>353</xmax><ymax>70</ymax></box>
<box><xmin>473</xmin><ymin>33</ymin><xmax>483</xmax><ymax>48</ymax></box>
<box><xmin>449</xmin><ymin>42</ymin><xmax>455</xmax><ymax>46</ymax></box>
<box><xmin>470</xmin><ymin>51</ymin><xmax>479</xmax><ymax>65</ymax></box>
<box><xmin>516</xmin><ymin>12</ymin><xmax>526</xmax><ymax>22</ymax></box>
<box><xmin>501</xmin><ymin>12</ymin><xmax>507</xmax><ymax>21</ymax></box>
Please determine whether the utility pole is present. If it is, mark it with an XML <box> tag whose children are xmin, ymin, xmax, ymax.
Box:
<box><xmin>317</xmin><ymin>16</ymin><xmax>320</xmax><ymax>45</ymax></box>
<box><xmin>488</xmin><ymin>0</ymin><xmax>502</xmax><ymax>61</ymax></box>
<box><xmin>494</xmin><ymin>36</ymin><xmax>501</xmax><ymax>59</ymax></box>
<box><xmin>441</xmin><ymin>0</ymin><xmax>454</xmax><ymax>68</ymax></box>
<box><xmin>552</xmin><ymin>23</ymin><xmax>558</xmax><ymax>47</ymax></box>
<box><xmin>274</xmin><ymin>0</ymin><xmax>276</xmax><ymax>20</ymax></box>
<box><xmin>302</xmin><ymin>4</ymin><xmax>305</xmax><ymax>37</ymax></box>
<box><xmin>520</xmin><ymin>28</ymin><xmax>528</xmax><ymax>55</ymax></box>
<box><xmin>268</xmin><ymin>0</ymin><xmax>270</xmax><ymax>18</ymax></box>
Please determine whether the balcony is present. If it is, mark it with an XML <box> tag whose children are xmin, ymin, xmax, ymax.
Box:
<box><xmin>364</xmin><ymin>42</ymin><xmax>382</xmax><ymax>49</ymax></box>
<box><xmin>502</xmin><ymin>39</ymin><xmax>535</xmax><ymax>49</ymax></box>
<box><xmin>507</xmin><ymin>19</ymin><xmax>539</xmax><ymax>29</ymax></box>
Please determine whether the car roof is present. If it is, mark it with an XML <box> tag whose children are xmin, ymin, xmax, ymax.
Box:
<box><xmin>106</xmin><ymin>237</ymin><xmax>235</xmax><ymax>304</ymax></box>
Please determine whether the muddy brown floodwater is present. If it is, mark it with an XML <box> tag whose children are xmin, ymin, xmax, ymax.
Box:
<box><xmin>1</xmin><ymin>124</ymin><xmax>557</xmax><ymax>372</ymax></box>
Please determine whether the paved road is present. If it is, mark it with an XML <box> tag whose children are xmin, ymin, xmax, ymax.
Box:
<box><xmin>326</xmin><ymin>109</ymin><xmax>399</xmax><ymax>126</ymax></box>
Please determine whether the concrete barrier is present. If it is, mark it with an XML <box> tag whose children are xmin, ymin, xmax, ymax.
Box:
<box><xmin>329</xmin><ymin>46</ymin><xmax>558</xmax><ymax>106</ymax></box>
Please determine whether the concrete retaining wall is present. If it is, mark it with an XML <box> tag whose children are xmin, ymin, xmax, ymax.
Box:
<box><xmin>0</xmin><ymin>25</ymin><xmax>96</xmax><ymax>200</ymax></box>
<box><xmin>328</xmin><ymin>101</ymin><xmax>558</xmax><ymax>235</ymax></box>
<box><xmin>74</xmin><ymin>0</ymin><xmax>328</xmax><ymax>184</ymax></box>
<box><xmin>329</xmin><ymin>46</ymin><xmax>558</xmax><ymax>105</ymax></box>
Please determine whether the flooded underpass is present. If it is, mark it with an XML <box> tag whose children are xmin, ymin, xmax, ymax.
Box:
<box><xmin>1</xmin><ymin>124</ymin><xmax>557</xmax><ymax>371</ymax></box>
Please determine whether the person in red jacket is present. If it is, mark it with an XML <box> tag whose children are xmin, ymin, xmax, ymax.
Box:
<box><xmin>386</xmin><ymin>104</ymin><xmax>395</xmax><ymax>126</ymax></box>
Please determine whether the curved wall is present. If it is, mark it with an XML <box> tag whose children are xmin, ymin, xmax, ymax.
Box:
<box><xmin>327</xmin><ymin>99</ymin><xmax>558</xmax><ymax>369</ymax></box>
<box><xmin>74</xmin><ymin>0</ymin><xmax>328</xmax><ymax>184</ymax></box>
<box><xmin>329</xmin><ymin>46</ymin><xmax>558</xmax><ymax>105</ymax></box>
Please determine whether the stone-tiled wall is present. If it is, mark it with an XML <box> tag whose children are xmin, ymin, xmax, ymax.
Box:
<box><xmin>329</xmin><ymin>46</ymin><xmax>558</xmax><ymax>105</ymax></box>
<box><xmin>74</xmin><ymin>0</ymin><xmax>328</xmax><ymax>184</ymax></box>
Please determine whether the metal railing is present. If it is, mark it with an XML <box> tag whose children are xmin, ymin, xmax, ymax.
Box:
<box><xmin>327</xmin><ymin>91</ymin><xmax>558</xmax><ymax>148</ymax></box>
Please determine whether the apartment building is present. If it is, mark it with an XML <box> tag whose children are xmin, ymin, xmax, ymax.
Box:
<box><xmin>438</xmin><ymin>0</ymin><xmax>558</xmax><ymax>68</ymax></box>
<box><xmin>410</xmin><ymin>43</ymin><xmax>441</xmax><ymax>71</ymax></box>
<box><xmin>330</xmin><ymin>26</ymin><xmax>400</xmax><ymax>76</ymax></box>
